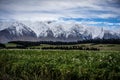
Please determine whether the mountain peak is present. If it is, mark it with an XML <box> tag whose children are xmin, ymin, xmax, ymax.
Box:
<box><xmin>0</xmin><ymin>21</ymin><xmax>120</xmax><ymax>43</ymax></box>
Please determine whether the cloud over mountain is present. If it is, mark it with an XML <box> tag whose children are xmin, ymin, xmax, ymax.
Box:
<box><xmin>0</xmin><ymin>0</ymin><xmax>120</xmax><ymax>34</ymax></box>
<box><xmin>0</xmin><ymin>0</ymin><xmax>120</xmax><ymax>20</ymax></box>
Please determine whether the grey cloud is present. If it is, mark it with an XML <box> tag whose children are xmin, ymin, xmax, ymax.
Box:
<box><xmin>0</xmin><ymin>0</ymin><xmax>120</xmax><ymax>20</ymax></box>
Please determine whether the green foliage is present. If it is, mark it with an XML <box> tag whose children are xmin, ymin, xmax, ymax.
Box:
<box><xmin>0</xmin><ymin>50</ymin><xmax>120</xmax><ymax>80</ymax></box>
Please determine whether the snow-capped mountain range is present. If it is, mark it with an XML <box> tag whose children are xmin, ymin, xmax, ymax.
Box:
<box><xmin>0</xmin><ymin>21</ymin><xmax>120</xmax><ymax>43</ymax></box>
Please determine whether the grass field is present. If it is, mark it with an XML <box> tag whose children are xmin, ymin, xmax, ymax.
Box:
<box><xmin>0</xmin><ymin>49</ymin><xmax>120</xmax><ymax>80</ymax></box>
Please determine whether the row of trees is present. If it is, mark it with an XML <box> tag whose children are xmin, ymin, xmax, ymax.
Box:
<box><xmin>9</xmin><ymin>41</ymin><xmax>41</xmax><ymax>47</ymax></box>
<box><xmin>42</xmin><ymin>46</ymin><xmax>100</xmax><ymax>51</ymax></box>
<box><xmin>78</xmin><ymin>39</ymin><xmax>120</xmax><ymax>44</ymax></box>
<box><xmin>9</xmin><ymin>39</ymin><xmax>120</xmax><ymax>47</ymax></box>
<box><xmin>37</xmin><ymin>39</ymin><xmax>120</xmax><ymax>44</ymax></box>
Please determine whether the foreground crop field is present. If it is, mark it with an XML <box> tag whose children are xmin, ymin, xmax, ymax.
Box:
<box><xmin>0</xmin><ymin>50</ymin><xmax>120</xmax><ymax>80</ymax></box>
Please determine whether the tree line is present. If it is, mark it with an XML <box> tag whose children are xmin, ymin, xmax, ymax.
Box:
<box><xmin>78</xmin><ymin>39</ymin><xmax>120</xmax><ymax>44</ymax></box>
<box><xmin>42</xmin><ymin>46</ymin><xmax>99</xmax><ymax>51</ymax></box>
<box><xmin>0</xmin><ymin>39</ymin><xmax>119</xmax><ymax>49</ymax></box>
<box><xmin>9</xmin><ymin>39</ymin><xmax>120</xmax><ymax>46</ymax></box>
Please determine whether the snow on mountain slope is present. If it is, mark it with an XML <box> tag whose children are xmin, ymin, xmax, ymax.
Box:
<box><xmin>22</xmin><ymin>21</ymin><xmax>50</xmax><ymax>37</ymax></box>
<box><xmin>8</xmin><ymin>22</ymin><xmax>30</xmax><ymax>35</ymax></box>
<box><xmin>37</xmin><ymin>21</ymin><xmax>103</xmax><ymax>39</ymax></box>
<box><xmin>49</xmin><ymin>21</ymin><xmax>73</xmax><ymax>38</ymax></box>
<box><xmin>0</xmin><ymin>21</ymin><xmax>120</xmax><ymax>43</ymax></box>
<box><xmin>48</xmin><ymin>22</ymin><xmax>105</xmax><ymax>39</ymax></box>
<box><xmin>0</xmin><ymin>22</ymin><xmax>36</xmax><ymax>43</ymax></box>
<box><xmin>103</xmin><ymin>30</ymin><xmax>120</xmax><ymax>39</ymax></box>
<box><xmin>86</xmin><ymin>26</ymin><xmax>104</xmax><ymax>39</ymax></box>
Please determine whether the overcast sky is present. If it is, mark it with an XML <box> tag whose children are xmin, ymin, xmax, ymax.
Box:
<box><xmin>0</xmin><ymin>0</ymin><xmax>120</xmax><ymax>29</ymax></box>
